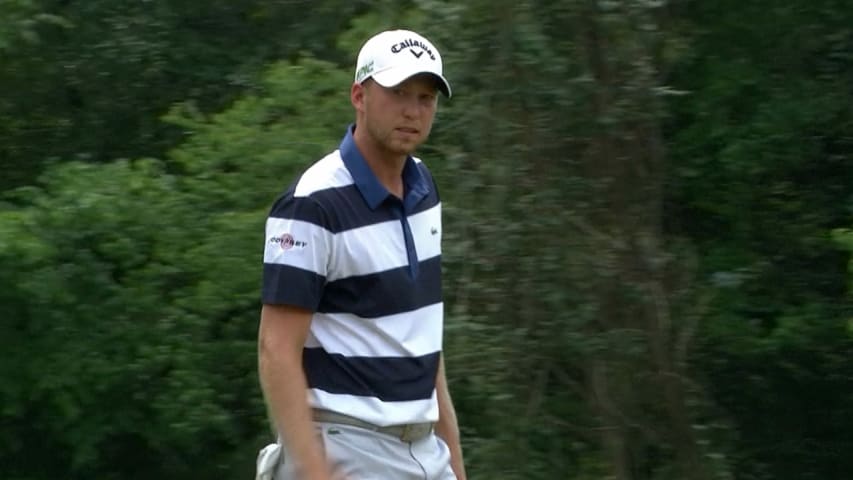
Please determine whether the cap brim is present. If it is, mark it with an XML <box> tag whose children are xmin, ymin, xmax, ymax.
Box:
<box><xmin>372</xmin><ymin>67</ymin><xmax>452</xmax><ymax>98</ymax></box>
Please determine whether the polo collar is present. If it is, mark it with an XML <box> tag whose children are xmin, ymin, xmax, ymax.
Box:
<box><xmin>339</xmin><ymin>124</ymin><xmax>430</xmax><ymax>211</ymax></box>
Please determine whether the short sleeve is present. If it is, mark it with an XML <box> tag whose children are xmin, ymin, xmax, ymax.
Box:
<box><xmin>261</xmin><ymin>192</ymin><xmax>332</xmax><ymax>310</ymax></box>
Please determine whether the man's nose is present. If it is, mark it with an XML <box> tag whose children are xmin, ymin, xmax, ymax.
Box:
<box><xmin>401</xmin><ymin>95</ymin><xmax>421</xmax><ymax>118</ymax></box>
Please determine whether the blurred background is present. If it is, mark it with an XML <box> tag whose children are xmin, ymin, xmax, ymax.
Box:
<box><xmin>1</xmin><ymin>1</ymin><xmax>852</xmax><ymax>479</ymax></box>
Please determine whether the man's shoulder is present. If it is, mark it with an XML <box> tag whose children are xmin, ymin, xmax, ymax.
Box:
<box><xmin>293</xmin><ymin>149</ymin><xmax>353</xmax><ymax>198</ymax></box>
<box><xmin>266</xmin><ymin>150</ymin><xmax>353</xmax><ymax>224</ymax></box>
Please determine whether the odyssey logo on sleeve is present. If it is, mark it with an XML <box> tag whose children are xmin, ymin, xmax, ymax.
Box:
<box><xmin>269</xmin><ymin>232</ymin><xmax>308</xmax><ymax>251</ymax></box>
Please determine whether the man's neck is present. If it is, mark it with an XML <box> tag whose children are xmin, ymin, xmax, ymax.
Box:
<box><xmin>353</xmin><ymin>129</ymin><xmax>406</xmax><ymax>199</ymax></box>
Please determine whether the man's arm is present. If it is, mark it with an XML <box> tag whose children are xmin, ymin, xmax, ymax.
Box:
<box><xmin>435</xmin><ymin>354</ymin><xmax>467</xmax><ymax>480</ymax></box>
<box><xmin>258</xmin><ymin>303</ymin><xmax>334</xmax><ymax>479</ymax></box>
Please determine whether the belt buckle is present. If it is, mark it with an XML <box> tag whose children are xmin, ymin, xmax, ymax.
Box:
<box><xmin>399</xmin><ymin>423</ymin><xmax>430</xmax><ymax>442</ymax></box>
<box><xmin>399</xmin><ymin>424</ymin><xmax>416</xmax><ymax>442</ymax></box>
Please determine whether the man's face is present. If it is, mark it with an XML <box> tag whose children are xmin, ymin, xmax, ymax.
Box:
<box><xmin>359</xmin><ymin>74</ymin><xmax>439</xmax><ymax>156</ymax></box>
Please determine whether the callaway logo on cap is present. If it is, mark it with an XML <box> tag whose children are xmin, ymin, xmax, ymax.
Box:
<box><xmin>354</xmin><ymin>29</ymin><xmax>452</xmax><ymax>98</ymax></box>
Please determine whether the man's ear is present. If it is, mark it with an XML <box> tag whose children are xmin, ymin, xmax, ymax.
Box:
<box><xmin>351</xmin><ymin>81</ymin><xmax>366</xmax><ymax>111</ymax></box>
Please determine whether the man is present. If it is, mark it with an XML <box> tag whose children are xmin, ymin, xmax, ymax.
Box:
<box><xmin>256</xmin><ymin>29</ymin><xmax>466</xmax><ymax>480</ymax></box>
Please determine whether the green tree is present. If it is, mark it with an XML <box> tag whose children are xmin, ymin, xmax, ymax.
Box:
<box><xmin>0</xmin><ymin>0</ymin><xmax>368</xmax><ymax>191</ymax></box>
<box><xmin>0</xmin><ymin>57</ymin><xmax>350</xmax><ymax>480</ymax></box>
<box><xmin>410</xmin><ymin>1</ymin><xmax>719</xmax><ymax>478</ymax></box>
<box><xmin>665</xmin><ymin>1</ymin><xmax>853</xmax><ymax>478</ymax></box>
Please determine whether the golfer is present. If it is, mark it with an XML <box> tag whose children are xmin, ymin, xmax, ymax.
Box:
<box><xmin>256</xmin><ymin>29</ymin><xmax>466</xmax><ymax>480</ymax></box>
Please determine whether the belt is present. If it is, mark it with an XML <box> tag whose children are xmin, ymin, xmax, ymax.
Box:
<box><xmin>312</xmin><ymin>409</ymin><xmax>434</xmax><ymax>442</ymax></box>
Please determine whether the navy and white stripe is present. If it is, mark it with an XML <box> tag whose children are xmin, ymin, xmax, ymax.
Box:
<box><xmin>262</xmin><ymin>126</ymin><xmax>443</xmax><ymax>426</ymax></box>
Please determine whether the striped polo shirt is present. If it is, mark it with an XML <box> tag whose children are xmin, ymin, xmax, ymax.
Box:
<box><xmin>262</xmin><ymin>126</ymin><xmax>443</xmax><ymax>427</ymax></box>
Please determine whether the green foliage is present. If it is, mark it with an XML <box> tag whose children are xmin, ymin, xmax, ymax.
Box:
<box><xmin>0</xmin><ymin>0</ymin><xmax>369</xmax><ymax>191</ymax></box>
<box><xmin>0</xmin><ymin>160</ymin><xmax>253</xmax><ymax>479</ymax></box>
<box><xmin>665</xmin><ymin>1</ymin><xmax>853</xmax><ymax>478</ymax></box>
<box><xmin>0</xmin><ymin>0</ymin><xmax>69</xmax><ymax>51</ymax></box>
<box><xmin>165</xmin><ymin>57</ymin><xmax>352</xmax><ymax>211</ymax></box>
<box><xmin>0</xmin><ymin>57</ymin><xmax>351</xmax><ymax>480</ymax></box>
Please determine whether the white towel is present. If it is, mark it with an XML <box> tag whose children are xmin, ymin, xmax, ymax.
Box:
<box><xmin>255</xmin><ymin>442</ymin><xmax>282</xmax><ymax>480</ymax></box>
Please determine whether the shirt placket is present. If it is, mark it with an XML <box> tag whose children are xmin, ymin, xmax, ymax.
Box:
<box><xmin>390</xmin><ymin>200</ymin><xmax>419</xmax><ymax>279</ymax></box>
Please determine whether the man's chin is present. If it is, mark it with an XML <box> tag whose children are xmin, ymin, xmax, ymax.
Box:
<box><xmin>388</xmin><ymin>142</ymin><xmax>419</xmax><ymax>156</ymax></box>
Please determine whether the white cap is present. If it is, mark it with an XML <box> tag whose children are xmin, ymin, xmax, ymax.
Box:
<box><xmin>354</xmin><ymin>29</ymin><xmax>451</xmax><ymax>98</ymax></box>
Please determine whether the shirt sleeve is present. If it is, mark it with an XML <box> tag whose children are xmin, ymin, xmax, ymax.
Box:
<box><xmin>261</xmin><ymin>192</ymin><xmax>332</xmax><ymax>310</ymax></box>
